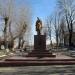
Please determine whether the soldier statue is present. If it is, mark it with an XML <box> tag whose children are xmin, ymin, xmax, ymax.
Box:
<box><xmin>36</xmin><ymin>17</ymin><xmax>42</xmax><ymax>35</ymax></box>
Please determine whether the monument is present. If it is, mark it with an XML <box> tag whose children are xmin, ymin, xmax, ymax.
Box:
<box><xmin>3</xmin><ymin>18</ymin><xmax>75</xmax><ymax>67</ymax></box>
<box><xmin>26</xmin><ymin>17</ymin><xmax>56</xmax><ymax>57</ymax></box>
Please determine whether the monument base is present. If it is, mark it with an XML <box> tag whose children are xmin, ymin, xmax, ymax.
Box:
<box><xmin>26</xmin><ymin>35</ymin><xmax>56</xmax><ymax>58</ymax></box>
<box><xmin>26</xmin><ymin>50</ymin><xmax>56</xmax><ymax>57</ymax></box>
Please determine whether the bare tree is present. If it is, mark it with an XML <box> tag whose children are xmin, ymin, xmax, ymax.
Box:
<box><xmin>14</xmin><ymin>6</ymin><xmax>32</xmax><ymax>49</ymax></box>
<box><xmin>0</xmin><ymin>0</ymin><xmax>14</xmax><ymax>49</ymax></box>
<box><xmin>59</xmin><ymin>18</ymin><xmax>66</xmax><ymax>46</ymax></box>
<box><xmin>58</xmin><ymin>0</ymin><xmax>75</xmax><ymax>47</ymax></box>
<box><xmin>52</xmin><ymin>11</ymin><xmax>61</xmax><ymax>47</ymax></box>
<box><xmin>0</xmin><ymin>0</ymin><xmax>32</xmax><ymax>50</ymax></box>
<box><xmin>45</xmin><ymin>11</ymin><xmax>61</xmax><ymax>48</ymax></box>
<box><xmin>45</xmin><ymin>16</ymin><xmax>53</xmax><ymax>48</ymax></box>
<box><xmin>16</xmin><ymin>21</ymin><xmax>27</xmax><ymax>49</ymax></box>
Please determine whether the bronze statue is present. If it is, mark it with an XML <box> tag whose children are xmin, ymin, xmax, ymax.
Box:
<box><xmin>36</xmin><ymin>17</ymin><xmax>42</xmax><ymax>35</ymax></box>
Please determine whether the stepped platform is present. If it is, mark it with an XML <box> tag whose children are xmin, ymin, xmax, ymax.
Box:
<box><xmin>26</xmin><ymin>50</ymin><xmax>56</xmax><ymax>57</ymax></box>
<box><xmin>0</xmin><ymin>58</ymin><xmax>75</xmax><ymax>67</ymax></box>
<box><xmin>0</xmin><ymin>52</ymin><xmax>74</xmax><ymax>67</ymax></box>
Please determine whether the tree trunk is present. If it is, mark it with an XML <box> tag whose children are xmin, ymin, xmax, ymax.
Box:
<box><xmin>18</xmin><ymin>37</ymin><xmax>21</xmax><ymax>49</ymax></box>
<box><xmin>4</xmin><ymin>26</ymin><xmax>8</xmax><ymax>49</ymax></box>
<box><xmin>69</xmin><ymin>31</ymin><xmax>72</xmax><ymax>47</ymax></box>
<box><xmin>21</xmin><ymin>40</ymin><xmax>25</xmax><ymax>48</ymax></box>
<box><xmin>69</xmin><ymin>21</ymin><xmax>73</xmax><ymax>47</ymax></box>
<box><xmin>55</xmin><ymin>35</ymin><xmax>58</xmax><ymax>48</ymax></box>
<box><xmin>4</xmin><ymin>17</ymin><xmax>9</xmax><ymax>49</ymax></box>
<box><xmin>64</xmin><ymin>35</ymin><xmax>66</xmax><ymax>46</ymax></box>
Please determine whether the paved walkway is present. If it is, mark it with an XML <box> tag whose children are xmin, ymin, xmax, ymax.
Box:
<box><xmin>0</xmin><ymin>65</ymin><xmax>75</xmax><ymax>75</ymax></box>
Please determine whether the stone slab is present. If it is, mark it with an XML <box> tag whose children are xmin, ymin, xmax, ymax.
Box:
<box><xmin>0</xmin><ymin>60</ymin><xmax>75</xmax><ymax>67</ymax></box>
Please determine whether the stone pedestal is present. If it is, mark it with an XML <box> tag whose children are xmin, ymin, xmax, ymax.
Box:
<box><xmin>34</xmin><ymin>35</ymin><xmax>46</xmax><ymax>51</ymax></box>
<box><xmin>26</xmin><ymin>35</ymin><xmax>56</xmax><ymax>57</ymax></box>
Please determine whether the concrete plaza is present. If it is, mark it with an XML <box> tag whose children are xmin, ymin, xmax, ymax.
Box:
<box><xmin>0</xmin><ymin>65</ymin><xmax>75</xmax><ymax>75</ymax></box>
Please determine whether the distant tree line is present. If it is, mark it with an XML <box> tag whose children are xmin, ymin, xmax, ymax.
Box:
<box><xmin>45</xmin><ymin>0</ymin><xmax>75</xmax><ymax>48</ymax></box>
